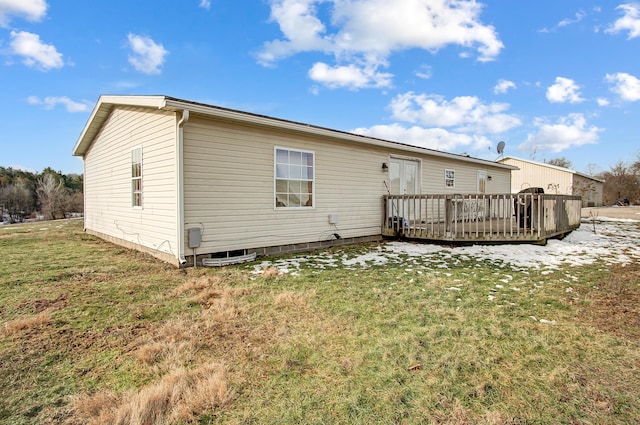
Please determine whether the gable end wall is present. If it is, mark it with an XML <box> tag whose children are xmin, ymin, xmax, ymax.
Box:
<box><xmin>83</xmin><ymin>106</ymin><xmax>179</xmax><ymax>263</ymax></box>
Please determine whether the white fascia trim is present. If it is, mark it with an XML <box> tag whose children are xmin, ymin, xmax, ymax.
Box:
<box><xmin>73</xmin><ymin>95</ymin><xmax>168</xmax><ymax>157</ymax></box>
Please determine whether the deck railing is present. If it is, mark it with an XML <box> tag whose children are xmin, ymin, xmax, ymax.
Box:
<box><xmin>382</xmin><ymin>193</ymin><xmax>582</xmax><ymax>243</ymax></box>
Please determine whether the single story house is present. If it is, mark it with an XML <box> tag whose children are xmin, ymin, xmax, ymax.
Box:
<box><xmin>497</xmin><ymin>156</ymin><xmax>604</xmax><ymax>207</ymax></box>
<box><xmin>73</xmin><ymin>95</ymin><xmax>515</xmax><ymax>267</ymax></box>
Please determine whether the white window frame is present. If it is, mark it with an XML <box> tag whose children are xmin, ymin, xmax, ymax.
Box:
<box><xmin>274</xmin><ymin>147</ymin><xmax>315</xmax><ymax>210</ymax></box>
<box><xmin>131</xmin><ymin>146</ymin><xmax>143</xmax><ymax>208</ymax></box>
<box><xmin>445</xmin><ymin>169</ymin><xmax>455</xmax><ymax>189</ymax></box>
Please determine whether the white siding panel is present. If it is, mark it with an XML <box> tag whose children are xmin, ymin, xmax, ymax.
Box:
<box><xmin>502</xmin><ymin>158</ymin><xmax>573</xmax><ymax>194</ymax></box>
<box><xmin>183</xmin><ymin>116</ymin><xmax>511</xmax><ymax>254</ymax></box>
<box><xmin>83</xmin><ymin>106</ymin><xmax>178</xmax><ymax>259</ymax></box>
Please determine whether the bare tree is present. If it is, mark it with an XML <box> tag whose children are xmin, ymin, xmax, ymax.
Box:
<box><xmin>64</xmin><ymin>191</ymin><xmax>84</xmax><ymax>214</ymax></box>
<box><xmin>632</xmin><ymin>153</ymin><xmax>640</xmax><ymax>175</ymax></box>
<box><xmin>0</xmin><ymin>183</ymin><xmax>33</xmax><ymax>222</ymax></box>
<box><xmin>599</xmin><ymin>161</ymin><xmax>640</xmax><ymax>205</ymax></box>
<box><xmin>585</xmin><ymin>163</ymin><xmax>600</xmax><ymax>176</ymax></box>
<box><xmin>572</xmin><ymin>179</ymin><xmax>596</xmax><ymax>200</ymax></box>
<box><xmin>546</xmin><ymin>157</ymin><xmax>573</xmax><ymax>169</ymax></box>
<box><xmin>37</xmin><ymin>174</ymin><xmax>68</xmax><ymax>220</ymax></box>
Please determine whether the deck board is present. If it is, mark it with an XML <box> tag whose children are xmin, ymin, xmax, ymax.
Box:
<box><xmin>383</xmin><ymin>193</ymin><xmax>582</xmax><ymax>245</ymax></box>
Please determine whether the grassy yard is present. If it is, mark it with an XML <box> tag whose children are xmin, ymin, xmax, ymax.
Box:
<box><xmin>1</xmin><ymin>219</ymin><xmax>639</xmax><ymax>424</ymax></box>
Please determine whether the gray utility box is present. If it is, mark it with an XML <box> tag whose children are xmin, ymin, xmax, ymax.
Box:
<box><xmin>188</xmin><ymin>227</ymin><xmax>202</xmax><ymax>248</ymax></box>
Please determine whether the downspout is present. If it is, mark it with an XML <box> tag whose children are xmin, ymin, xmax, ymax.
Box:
<box><xmin>177</xmin><ymin>109</ymin><xmax>190</xmax><ymax>266</ymax></box>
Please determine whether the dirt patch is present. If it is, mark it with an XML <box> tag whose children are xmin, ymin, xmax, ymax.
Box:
<box><xmin>17</xmin><ymin>293</ymin><xmax>69</xmax><ymax>314</ymax></box>
<box><xmin>580</xmin><ymin>262</ymin><xmax>640</xmax><ymax>340</ymax></box>
<box><xmin>582</xmin><ymin>206</ymin><xmax>640</xmax><ymax>220</ymax></box>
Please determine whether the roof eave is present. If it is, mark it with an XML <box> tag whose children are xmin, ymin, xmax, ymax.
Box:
<box><xmin>163</xmin><ymin>97</ymin><xmax>516</xmax><ymax>170</ymax></box>
<box><xmin>73</xmin><ymin>94</ymin><xmax>516</xmax><ymax>171</ymax></box>
<box><xmin>499</xmin><ymin>156</ymin><xmax>605</xmax><ymax>182</ymax></box>
<box><xmin>72</xmin><ymin>95</ymin><xmax>167</xmax><ymax>157</ymax></box>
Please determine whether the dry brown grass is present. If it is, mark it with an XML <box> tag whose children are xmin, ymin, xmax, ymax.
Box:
<box><xmin>189</xmin><ymin>287</ymin><xmax>223</xmax><ymax>307</ymax></box>
<box><xmin>72</xmin><ymin>363</ymin><xmax>229</xmax><ymax>424</ymax></box>
<box><xmin>274</xmin><ymin>289</ymin><xmax>316</xmax><ymax>307</ymax></box>
<box><xmin>2</xmin><ymin>310</ymin><xmax>51</xmax><ymax>336</ymax></box>
<box><xmin>172</xmin><ymin>270</ymin><xmax>248</xmax><ymax>296</ymax></box>
<box><xmin>261</xmin><ymin>265</ymin><xmax>281</xmax><ymax>278</ymax></box>
<box><xmin>134</xmin><ymin>342</ymin><xmax>167</xmax><ymax>365</ymax></box>
<box><xmin>133</xmin><ymin>318</ymin><xmax>198</xmax><ymax>372</ymax></box>
<box><xmin>172</xmin><ymin>275</ymin><xmax>214</xmax><ymax>296</ymax></box>
<box><xmin>581</xmin><ymin>262</ymin><xmax>640</xmax><ymax>340</ymax></box>
<box><xmin>202</xmin><ymin>289</ymin><xmax>242</xmax><ymax>322</ymax></box>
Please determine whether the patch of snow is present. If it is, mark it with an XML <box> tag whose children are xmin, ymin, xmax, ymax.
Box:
<box><xmin>250</xmin><ymin>220</ymin><xmax>640</xmax><ymax>274</ymax></box>
<box><xmin>342</xmin><ymin>252</ymin><xmax>389</xmax><ymax>267</ymax></box>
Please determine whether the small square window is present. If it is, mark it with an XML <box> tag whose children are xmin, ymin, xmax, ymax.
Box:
<box><xmin>445</xmin><ymin>169</ymin><xmax>455</xmax><ymax>188</ymax></box>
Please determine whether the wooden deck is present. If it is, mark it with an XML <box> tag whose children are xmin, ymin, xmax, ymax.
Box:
<box><xmin>382</xmin><ymin>193</ymin><xmax>582</xmax><ymax>244</ymax></box>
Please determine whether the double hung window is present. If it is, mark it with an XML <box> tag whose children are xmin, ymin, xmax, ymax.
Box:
<box><xmin>275</xmin><ymin>148</ymin><xmax>314</xmax><ymax>208</ymax></box>
<box><xmin>131</xmin><ymin>147</ymin><xmax>142</xmax><ymax>207</ymax></box>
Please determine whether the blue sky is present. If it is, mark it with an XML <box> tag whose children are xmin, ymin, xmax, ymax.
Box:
<box><xmin>1</xmin><ymin>0</ymin><xmax>639</xmax><ymax>175</ymax></box>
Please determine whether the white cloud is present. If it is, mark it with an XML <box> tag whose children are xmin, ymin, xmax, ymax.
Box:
<box><xmin>258</xmin><ymin>0</ymin><xmax>503</xmax><ymax>89</ymax></box>
<box><xmin>9</xmin><ymin>30</ymin><xmax>63</xmax><ymax>70</ymax></box>
<box><xmin>546</xmin><ymin>77</ymin><xmax>584</xmax><ymax>103</ymax></box>
<box><xmin>605</xmin><ymin>72</ymin><xmax>640</xmax><ymax>101</ymax></box>
<box><xmin>389</xmin><ymin>92</ymin><xmax>521</xmax><ymax>134</ymax></box>
<box><xmin>596</xmin><ymin>98</ymin><xmax>610</xmax><ymax>106</ymax></box>
<box><xmin>494</xmin><ymin>79</ymin><xmax>516</xmax><ymax>94</ymax></box>
<box><xmin>127</xmin><ymin>33</ymin><xmax>168</xmax><ymax>75</ymax></box>
<box><xmin>352</xmin><ymin>123</ymin><xmax>492</xmax><ymax>152</ymax></box>
<box><xmin>199</xmin><ymin>0</ymin><xmax>211</xmax><ymax>9</ymax></box>
<box><xmin>350</xmin><ymin>90</ymin><xmax>520</xmax><ymax>154</ymax></box>
<box><xmin>415</xmin><ymin>65</ymin><xmax>432</xmax><ymax>80</ymax></box>
<box><xmin>606</xmin><ymin>3</ymin><xmax>640</xmax><ymax>38</ymax></box>
<box><xmin>308</xmin><ymin>61</ymin><xmax>393</xmax><ymax>89</ymax></box>
<box><xmin>0</xmin><ymin>0</ymin><xmax>47</xmax><ymax>27</ymax></box>
<box><xmin>558</xmin><ymin>10</ymin><xmax>586</xmax><ymax>27</ymax></box>
<box><xmin>257</xmin><ymin>0</ymin><xmax>332</xmax><ymax>65</ymax></box>
<box><xmin>27</xmin><ymin>96</ymin><xmax>90</xmax><ymax>112</ymax></box>
<box><xmin>519</xmin><ymin>113</ymin><xmax>602</xmax><ymax>153</ymax></box>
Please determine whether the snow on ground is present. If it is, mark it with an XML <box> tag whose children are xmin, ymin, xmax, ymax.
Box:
<box><xmin>253</xmin><ymin>219</ymin><xmax>640</xmax><ymax>274</ymax></box>
<box><xmin>251</xmin><ymin>219</ymin><xmax>640</xmax><ymax>325</ymax></box>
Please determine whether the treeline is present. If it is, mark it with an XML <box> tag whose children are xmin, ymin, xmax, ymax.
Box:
<box><xmin>599</xmin><ymin>157</ymin><xmax>640</xmax><ymax>205</ymax></box>
<box><xmin>0</xmin><ymin>167</ymin><xmax>83</xmax><ymax>223</ymax></box>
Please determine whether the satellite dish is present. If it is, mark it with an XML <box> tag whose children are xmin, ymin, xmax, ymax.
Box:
<box><xmin>497</xmin><ymin>141</ymin><xmax>505</xmax><ymax>155</ymax></box>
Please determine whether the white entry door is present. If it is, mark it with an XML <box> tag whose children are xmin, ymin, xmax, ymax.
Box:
<box><xmin>389</xmin><ymin>158</ymin><xmax>420</xmax><ymax>223</ymax></box>
<box><xmin>389</xmin><ymin>158</ymin><xmax>419</xmax><ymax>195</ymax></box>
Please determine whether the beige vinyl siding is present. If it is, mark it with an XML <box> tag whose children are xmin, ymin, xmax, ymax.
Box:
<box><xmin>418</xmin><ymin>156</ymin><xmax>510</xmax><ymax>194</ymax></box>
<box><xmin>573</xmin><ymin>174</ymin><xmax>604</xmax><ymax>206</ymax></box>
<box><xmin>83</xmin><ymin>106</ymin><xmax>178</xmax><ymax>259</ymax></box>
<box><xmin>501</xmin><ymin>158</ymin><xmax>573</xmax><ymax>194</ymax></box>
<box><xmin>183</xmin><ymin>116</ymin><xmax>511</xmax><ymax>254</ymax></box>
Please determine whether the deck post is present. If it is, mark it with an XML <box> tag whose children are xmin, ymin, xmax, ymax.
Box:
<box><xmin>382</xmin><ymin>193</ymin><xmax>580</xmax><ymax>244</ymax></box>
